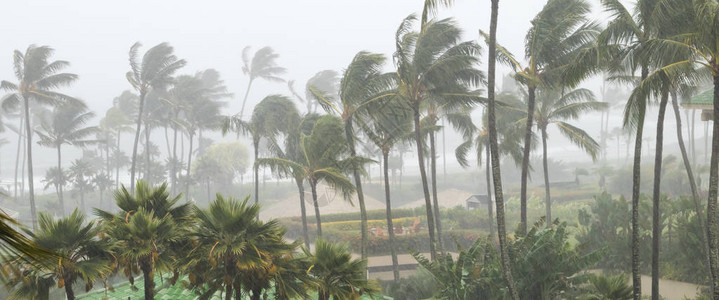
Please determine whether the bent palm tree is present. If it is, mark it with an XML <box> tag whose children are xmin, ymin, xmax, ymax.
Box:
<box><xmin>239</xmin><ymin>46</ymin><xmax>286</xmax><ymax>118</ymax></box>
<box><xmin>36</xmin><ymin>102</ymin><xmax>98</xmax><ymax>216</ymax></box>
<box><xmin>305</xmin><ymin>239</ymin><xmax>377</xmax><ymax>300</ymax></box>
<box><xmin>126</xmin><ymin>42</ymin><xmax>186</xmax><ymax>193</ymax></box>
<box><xmin>1</xmin><ymin>45</ymin><xmax>79</xmax><ymax>231</ymax></box>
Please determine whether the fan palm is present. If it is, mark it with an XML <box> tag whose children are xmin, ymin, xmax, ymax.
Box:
<box><xmin>239</xmin><ymin>46</ymin><xmax>286</xmax><ymax>118</ymax></box>
<box><xmin>530</xmin><ymin>88</ymin><xmax>606</xmax><ymax>224</ymax></box>
<box><xmin>256</xmin><ymin>115</ymin><xmax>357</xmax><ymax>237</ymax></box>
<box><xmin>36</xmin><ymin>102</ymin><xmax>98</xmax><ymax>216</ymax></box>
<box><xmin>310</xmin><ymin>51</ymin><xmax>396</xmax><ymax>260</ymax></box>
<box><xmin>13</xmin><ymin>210</ymin><xmax>113</xmax><ymax>300</ymax></box>
<box><xmin>223</xmin><ymin>95</ymin><xmax>298</xmax><ymax>212</ymax></box>
<box><xmin>394</xmin><ymin>11</ymin><xmax>483</xmax><ymax>260</ymax></box>
<box><xmin>95</xmin><ymin>181</ymin><xmax>191</xmax><ymax>300</ymax></box>
<box><xmin>126</xmin><ymin>42</ymin><xmax>186</xmax><ymax>193</ymax></box>
<box><xmin>304</xmin><ymin>239</ymin><xmax>377</xmax><ymax>300</ymax></box>
<box><xmin>0</xmin><ymin>45</ymin><xmax>79</xmax><ymax>231</ymax></box>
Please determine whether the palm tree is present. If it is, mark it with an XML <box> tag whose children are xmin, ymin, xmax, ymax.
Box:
<box><xmin>394</xmin><ymin>11</ymin><xmax>483</xmax><ymax>260</ymax></box>
<box><xmin>106</xmin><ymin>91</ymin><xmax>136</xmax><ymax>187</ymax></box>
<box><xmin>95</xmin><ymin>181</ymin><xmax>191</xmax><ymax>300</ymax></box>
<box><xmin>531</xmin><ymin>88</ymin><xmax>606</xmax><ymax>223</ymax></box>
<box><xmin>310</xmin><ymin>51</ymin><xmax>396</xmax><ymax>260</ymax></box>
<box><xmin>305</xmin><ymin>239</ymin><xmax>377</xmax><ymax>300</ymax></box>
<box><xmin>126</xmin><ymin>42</ymin><xmax>186</xmax><ymax>193</ymax></box>
<box><xmin>362</xmin><ymin>97</ymin><xmax>413</xmax><ymax>282</ymax></box>
<box><xmin>42</xmin><ymin>167</ymin><xmax>66</xmax><ymax>213</ymax></box>
<box><xmin>187</xmin><ymin>194</ymin><xmax>294</xmax><ymax>300</ymax></box>
<box><xmin>288</xmin><ymin>69</ymin><xmax>338</xmax><ymax>114</ymax></box>
<box><xmin>257</xmin><ymin>115</ymin><xmax>358</xmax><ymax>237</ymax></box>
<box><xmin>68</xmin><ymin>158</ymin><xmax>95</xmax><ymax>213</ymax></box>
<box><xmin>455</xmin><ymin>92</ymin><xmax>525</xmax><ymax>240</ymax></box>
<box><xmin>223</xmin><ymin>95</ymin><xmax>298</xmax><ymax>211</ymax></box>
<box><xmin>485</xmin><ymin>0</ymin><xmax>519</xmax><ymax>298</ymax></box>
<box><xmin>0</xmin><ymin>45</ymin><xmax>79</xmax><ymax>231</ymax></box>
<box><xmin>239</xmin><ymin>46</ymin><xmax>286</xmax><ymax>118</ymax></box>
<box><xmin>36</xmin><ymin>102</ymin><xmax>98</xmax><ymax>216</ymax></box>
<box><xmin>15</xmin><ymin>210</ymin><xmax>113</xmax><ymax>300</ymax></box>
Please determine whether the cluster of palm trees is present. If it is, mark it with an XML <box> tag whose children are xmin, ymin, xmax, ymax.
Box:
<box><xmin>2</xmin><ymin>181</ymin><xmax>374</xmax><ymax>300</ymax></box>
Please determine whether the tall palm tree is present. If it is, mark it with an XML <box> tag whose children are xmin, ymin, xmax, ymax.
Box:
<box><xmin>310</xmin><ymin>51</ymin><xmax>396</xmax><ymax>260</ymax></box>
<box><xmin>0</xmin><ymin>45</ymin><xmax>78</xmax><ymax>231</ymax></box>
<box><xmin>394</xmin><ymin>12</ymin><xmax>483</xmax><ymax>260</ymax></box>
<box><xmin>223</xmin><ymin>95</ymin><xmax>298</xmax><ymax>212</ymax></box>
<box><xmin>239</xmin><ymin>46</ymin><xmax>286</xmax><ymax>118</ymax></box>
<box><xmin>126</xmin><ymin>42</ymin><xmax>186</xmax><ymax>193</ymax></box>
<box><xmin>68</xmin><ymin>158</ymin><xmax>95</xmax><ymax>213</ymax></box>
<box><xmin>485</xmin><ymin>0</ymin><xmax>519</xmax><ymax>298</ymax></box>
<box><xmin>95</xmin><ymin>181</ymin><xmax>191</xmax><ymax>300</ymax></box>
<box><xmin>42</xmin><ymin>167</ymin><xmax>66</xmax><ymax>213</ymax></box>
<box><xmin>36</xmin><ymin>102</ymin><xmax>98</xmax><ymax>216</ymax></box>
<box><xmin>257</xmin><ymin>115</ymin><xmax>358</xmax><ymax>237</ymax></box>
<box><xmin>304</xmin><ymin>239</ymin><xmax>377</xmax><ymax>300</ymax></box>
<box><xmin>288</xmin><ymin>69</ymin><xmax>338</xmax><ymax>114</ymax></box>
<box><xmin>14</xmin><ymin>210</ymin><xmax>113</xmax><ymax>300</ymax></box>
<box><xmin>531</xmin><ymin>88</ymin><xmax>605</xmax><ymax>223</ymax></box>
<box><xmin>361</xmin><ymin>97</ymin><xmax>413</xmax><ymax>282</ymax></box>
<box><xmin>187</xmin><ymin>194</ymin><xmax>294</xmax><ymax>300</ymax></box>
<box><xmin>106</xmin><ymin>91</ymin><xmax>136</xmax><ymax>187</ymax></box>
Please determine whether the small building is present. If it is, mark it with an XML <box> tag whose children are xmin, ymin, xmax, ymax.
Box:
<box><xmin>682</xmin><ymin>89</ymin><xmax>713</xmax><ymax>121</ymax></box>
<box><xmin>466</xmin><ymin>194</ymin><xmax>491</xmax><ymax>211</ymax></box>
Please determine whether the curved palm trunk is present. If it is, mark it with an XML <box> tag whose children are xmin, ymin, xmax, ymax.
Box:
<box><xmin>57</xmin><ymin>145</ymin><xmax>65</xmax><ymax>216</ymax></box>
<box><xmin>429</xmin><ymin>130</ymin><xmax>443</xmax><ymax>247</ymax></box>
<box><xmin>239</xmin><ymin>79</ymin><xmax>254</xmax><ymax>119</ymax></box>
<box><xmin>296</xmin><ymin>178</ymin><xmax>310</xmax><ymax>248</ymax></box>
<box><xmin>487</xmin><ymin>1</ymin><xmax>518</xmax><ymax>298</ymax></box>
<box><xmin>130</xmin><ymin>92</ymin><xmax>146</xmax><ymax>194</ymax></box>
<box><xmin>486</xmin><ymin>146</ymin><xmax>494</xmax><ymax>241</ymax></box>
<box><xmin>14</xmin><ymin>115</ymin><xmax>23</xmax><ymax>203</ymax></box>
<box><xmin>140</xmin><ymin>256</ymin><xmax>155</xmax><ymax>300</ymax></box>
<box><xmin>631</xmin><ymin>67</ymin><xmax>649</xmax><ymax>300</ymax></box>
<box><xmin>345</xmin><ymin>120</ymin><xmax>368</xmax><ymax>260</ymax></box>
<box><xmin>541</xmin><ymin>127</ymin><xmax>551</xmax><ymax>226</ymax></box>
<box><xmin>651</xmin><ymin>90</ymin><xmax>669</xmax><ymax>300</ymax></box>
<box><xmin>671</xmin><ymin>91</ymin><xmax>712</xmax><ymax>289</ymax></box>
<box><xmin>310</xmin><ymin>178</ymin><xmax>322</xmax><ymax>237</ymax></box>
<box><xmin>23</xmin><ymin>97</ymin><xmax>37</xmax><ymax>232</ymax></box>
<box><xmin>706</xmin><ymin>74</ymin><xmax>719</xmax><ymax>299</ymax></box>
<box><xmin>412</xmin><ymin>102</ymin><xmax>437</xmax><ymax>260</ymax></box>
<box><xmin>520</xmin><ymin>86</ymin><xmax>536</xmax><ymax>235</ymax></box>
<box><xmin>383</xmin><ymin>151</ymin><xmax>400</xmax><ymax>282</ymax></box>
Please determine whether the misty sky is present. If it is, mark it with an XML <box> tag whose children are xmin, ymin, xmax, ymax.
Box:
<box><xmin>0</xmin><ymin>0</ymin><xmax>703</xmax><ymax>175</ymax></box>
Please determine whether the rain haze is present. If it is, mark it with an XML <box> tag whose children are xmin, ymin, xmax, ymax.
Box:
<box><xmin>0</xmin><ymin>0</ymin><xmax>715</xmax><ymax>299</ymax></box>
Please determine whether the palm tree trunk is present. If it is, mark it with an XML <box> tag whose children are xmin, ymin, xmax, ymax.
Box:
<box><xmin>224</xmin><ymin>283</ymin><xmax>232</xmax><ymax>300</ymax></box>
<box><xmin>442</xmin><ymin>119</ymin><xmax>447</xmax><ymax>181</ymax></box>
<box><xmin>63</xmin><ymin>275</ymin><xmax>75</xmax><ymax>300</ymax></box>
<box><xmin>14</xmin><ymin>115</ymin><xmax>23</xmax><ymax>203</ymax></box>
<box><xmin>23</xmin><ymin>97</ymin><xmax>37</xmax><ymax>232</ymax></box>
<box><xmin>140</xmin><ymin>257</ymin><xmax>155</xmax><ymax>300</ymax></box>
<box><xmin>310</xmin><ymin>178</ymin><xmax>322</xmax><ymax>237</ymax></box>
<box><xmin>130</xmin><ymin>92</ymin><xmax>146</xmax><ymax>194</ymax></box>
<box><xmin>239</xmin><ymin>79</ymin><xmax>254</xmax><ymax>118</ymax></box>
<box><xmin>486</xmin><ymin>146</ymin><xmax>494</xmax><ymax>241</ymax></box>
<box><xmin>185</xmin><ymin>133</ymin><xmax>194</xmax><ymax>201</ymax></box>
<box><xmin>520</xmin><ymin>85</ymin><xmax>536</xmax><ymax>236</ymax></box>
<box><xmin>671</xmin><ymin>91</ymin><xmax>712</xmax><ymax>290</ymax></box>
<box><xmin>145</xmin><ymin>124</ymin><xmax>152</xmax><ymax>185</ymax></box>
<box><xmin>57</xmin><ymin>145</ymin><xmax>65</xmax><ymax>216</ymax></box>
<box><xmin>541</xmin><ymin>127</ymin><xmax>551</xmax><ymax>226</ymax></box>
<box><xmin>429</xmin><ymin>130</ymin><xmax>443</xmax><ymax>247</ymax></box>
<box><xmin>251</xmin><ymin>288</ymin><xmax>261</xmax><ymax>300</ymax></box>
<box><xmin>383</xmin><ymin>151</ymin><xmax>400</xmax><ymax>282</ymax></box>
<box><xmin>487</xmin><ymin>1</ymin><xmax>518</xmax><ymax>298</ymax></box>
<box><xmin>116</xmin><ymin>128</ymin><xmax>121</xmax><ymax>188</ymax></box>
<box><xmin>296</xmin><ymin>178</ymin><xmax>310</xmax><ymax>248</ymax></box>
<box><xmin>345</xmin><ymin>120</ymin><xmax>368</xmax><ymax>260</ymax></box>
<box><xmin>631</xmin><ymin>66</ymin><xmax>649</xmax><ymax>300</ymax></box>
<box><xmin>171</xmin><ymin>125</ymin><xmax>178</xmax><ymax>195</ymax></box>
<box><xmin>254</xmin><ymin>139</ymin><xmax>260</xmax><ymax>217</ymax></box>
<box><xmin>706</xmin><ymin>74</ymin><xmax>719</xmax><ymax>300</ymax></box>
<box><xmin>412</xmin><ymin>102</ymin><xmax>437</xmax><ymax>260</ymax></box>
<box><xmin>651</xmin><ymin>90</ymin><xmax>669</xmax><ymax>300</ymax></box>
